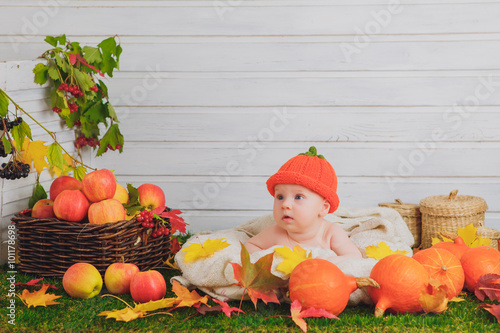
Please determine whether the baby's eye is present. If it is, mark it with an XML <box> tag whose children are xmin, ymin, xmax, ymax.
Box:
<box><xmin>276</xmin><ymin>194</ymin><xmax>284</xmax><ymax>200</ymax></box>
<box><xmin>295</xmin><ymin>194</ymin><xmax>304</xmax><ymax>200</ymax></box>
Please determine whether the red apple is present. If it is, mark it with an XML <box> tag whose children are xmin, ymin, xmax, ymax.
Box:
<box><xmin>53</xmin><ymin>189</ymin><xmax>89</xmax><ymax>222</ymax></box>
<box><xmin>130</xmin><ymin>270</ymin><xmax>166</xmax><ymax>303</ymax></box>
<box><xmin>32</xmin><ymin>199</ymin><xmax>56</xmax><ymax>219</ymax></box>
<box><xmin>82</xmin><ymin>169</ymin><xmax>117</xmax><ymax>202</ymax></box>
<box><xmin>63</xmin><ymin>262</ymin><xmax>103</xmax><ymax>299</ymax></box>
<box><xmin>104</xmin><ymin>262</ymin><xmax>140</xmax><ymax>295</ymax></box>
<box><xmin>88</xmin><ymin>199</ymin><xmax>126</xmax><ymax>224</ymax></box>
<box><xmin>138</xmin><ymin>183</ymin><xmax>166</xmax><ymax>210</ymax></box>
<box><xmin>49</xmin><ymin>175</ymin><xmax>82</xmax><ymax>201</ymax></box>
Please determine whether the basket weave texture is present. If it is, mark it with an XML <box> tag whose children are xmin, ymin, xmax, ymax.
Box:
<box><xmin>12</xmin><ymin>211</ymin><xmax>172</xmax><ymax>278</ymax></box>
<box><xmin>379</xmin><ymin>199</ymin><xmax>421</xmax><ymax>247</ymax></box>
<box><xmin>420</xmin><ymin>189</ymin><xmax>489</xmax><ymax>249</ymax></box>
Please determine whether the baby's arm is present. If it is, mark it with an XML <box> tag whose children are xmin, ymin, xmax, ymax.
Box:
<box><xmin>244</xmin><ymin>225</ymin><xmax>282</xmax><ymax>254</ymax></box>
<box><xmin>325</xmin><ymin>222</ymin><xmax>362</xmax><ymax>264</ymax></box>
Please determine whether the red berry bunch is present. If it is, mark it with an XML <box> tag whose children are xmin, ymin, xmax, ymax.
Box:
<box><xmin>52</xmin><ymin>107</ymin><xmax>62</xmax><ymax>113</ymax></box>
<box><xmin>137</xmin><ymin>210</ymin><xmax>154</xmax><ymax>228</ymax></box>
<box><xmin>152</xmin><ymin>226</ymin><xmax>169</xmax><ymax>238</ymax></box>
<box><xmin>90</xmin><ymin>85</ymin><xmax>99</xmax><ymax>92</ymax></box>
<box><xmin>68</xmin><ymin>103</ymin><xmax>79</xmax><ymax>113</ymax></box>
<box><xmin>58</xmin><ymin>83</ymin><xmax>83</xmax><ymax>98</ymax></box>
<box><xmin>104</xmin><ymin>144</ymin><xmax>122</xmax><ymax>152</ymax></box>
<box><xmin>74</xmin><ymin>120</ymin><xmax>81</xmax><ymax>127</ymax></box>
<box><xmin>74</xmin><ymin>136</ymin><xmax>100</xmax><ymax>149</ymax></box>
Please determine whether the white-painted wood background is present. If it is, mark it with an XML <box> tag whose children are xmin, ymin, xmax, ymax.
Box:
<box><xmin>1</xmin><ymin>0</ymin><xmax>500</xmax><ymax>263</ymax></box>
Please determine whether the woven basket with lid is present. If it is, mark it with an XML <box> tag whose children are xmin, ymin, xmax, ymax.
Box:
<box><xmin>379</xmin><ymin>199</ymin><xmax>421</xmax><ymax>247</ymax></box>
<box><xmin>420</xmin><ymin>189</ymin><xmax>489</xmax><ymax>249</ymax></box>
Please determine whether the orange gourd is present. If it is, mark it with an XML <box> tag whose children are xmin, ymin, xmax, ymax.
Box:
<box><xmin>412</xmin><ymin>248</ymin><xmax>464</xmax><ymax>299</ymax></box>
<box><xmin>289</xmin><ymin>259</ymin><xmax>379</xmax><ymax>316</ymax></box>
<box><xmin>431</xmin><ymin>232</ymin><xmax>470</xmax><ymax>260</ymax></box>
<box><xmin>460</xmin><ymin>246</ymin><xmax>500</xmax><ymax>291</ymax></box>
<box><xmin>367</xmin><ymin>254</ymin><xmax>429</xmax><ymax>317</ymax></box>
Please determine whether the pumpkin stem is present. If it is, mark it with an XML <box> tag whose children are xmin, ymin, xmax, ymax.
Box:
<box><xmin>355</xmin><ymin>277</ymin><xmax>380</xmax><ymax>289</ymax></box>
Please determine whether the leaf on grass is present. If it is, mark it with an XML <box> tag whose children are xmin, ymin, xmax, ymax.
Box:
<box><xmin>365</xmin><ymin>241</ymin><xmax>409</xmax><ymax>260</ymax></box>
<box><xmin>419</xmin><ymin>279</ymin><xmax>449</xmax><ymax>314</ymax></box>
<box><xmin>479</xmin><ymin>303</ymin><xmax>500</xmax><ymax>324</ymax></box>
<box><xmin>231</xmin><ymin>242</ymin><xmax>287</xmax><ymax>308</ymax></box>
<box><xmin>274</xmin><ymin>245</ymin><xmax>312</xmax><ymax>275</ymax></box>
<box><xmin>171</xmin><ymin>280</ymin><xmax>210</xmax><ymax>308</ymax></box>
<box><xmin>98</xmin><ymin>296</ymin><xmax>176</xmax><ymax>322</ymax></box>
<box><xmin>180</xmin><ymin>238</ymin><xmax>230</xmax><ymax>263</ymax></box>
<box><xmin>18</xmin><ymin>139</ymin><xmax>49</xmax><ymax>174</ymax></box>
<box><xmin>290</xmin><ymin>300</ymin><xmax>338</xmax><ymax>333</ymax></box>
<box><xmin>163</xmin><ymin>254</ymin><xmax>180</xmax><ymax>270</ymax></box>
<box><xmin>98</xmin><ymin>306</ymin><xmax>143</xmax><ymax>322</ymax></box>
<box><xmin>17</xmin><ymin>284</ymin><xmax>62</xmax><ymax>308</ymax></box>
<box><xmin>475</xmin><ymin>274</ymin><xmax>500</xmax><ymax>301</ymax></box>
<box><xmin>212</xmin><ymin>298</ymin><xmax>245</xmax><ymax>318</ymax></box>
<box><xmin>15</xmin><ymin>278</ymin><xmax>58</xmax><ymax>290</ymax></box>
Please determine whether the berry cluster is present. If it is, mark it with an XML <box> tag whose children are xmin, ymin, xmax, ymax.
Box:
<box><xmin>68</xmin><ymin>103</ymin><xmax>79</xmax><ymax>113</ymax></box>
<box><xmin>90</xmin><ymin>86</ymin><xmax>99</xmax><ymax>92</ymax></box>
<box><xmin>105</xmin><ymin>144</ymin><xmax>122</xmax><ymax>152</ymax></box>
<box><xmin>74</xmin><ymin>136</ymin><xmax>100</xmax><ymax>149</ymax></box>
<box><xmin>0</xmin><ymin>161</ymin><xmax>30</xmax><ymax>180</ymax></box>
<box><xmin>136</xmin><ymin>210</ymin><xmax>170</xmax><ymax>238</ymax></box>
<box><xmin>0</xmin><ymin>142</ymin><xmax>10</xmax><ymax>158</ymax></box>
<box><xmin>58</xmin><ymin>83</ymin><xmax>83</xmax><ymax>98</ymax></box>
<box><xmin>52</xmin><ymin>107</ymin><xmax>62</xmax><ymax>114</ymax></box>
<box><xmin>0</xmin><ymin>117</ymin><xmax>23</xmax><ymax>131</ymax></box>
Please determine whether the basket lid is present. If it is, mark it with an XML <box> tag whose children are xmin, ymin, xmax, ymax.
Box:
<box><xmin>419</xmin><ymin>189</ymin><xmax>488</xmax><ymax>217</ymax></box>
<box><xmin>378</xmin><ymin>199</ymin><xmax>421</xmax><ymax>217</ymax></box>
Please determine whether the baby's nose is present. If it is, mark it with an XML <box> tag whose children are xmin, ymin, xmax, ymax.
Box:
<box><xmin>281</xmin><ymin>198</ymin><xmax>292</xmax><ymax>209</ymax></box>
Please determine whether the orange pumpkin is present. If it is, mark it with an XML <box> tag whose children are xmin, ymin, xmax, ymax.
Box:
<box><xmin>289</xmin><ymin>259</ymin><xmax>379</xmax><ymax>316</ymax></box>
<box><xmin>367</xmin><ymin>254</ymin><xmax>429</xmax><ymax>317</ymax></box>
<box><xmin>412</xmin><ymin>248</ymin><xmax>464</xmax><ymax>299</ymax></box>
<box><xmin>431</xmin><ymin>234</ymin><xmax>469</xmax><ymax>260</ymax></box>
<box><xmin>460</xmin><ymin>246</ymin><xmax>500</xmax><ymax>291</ymax></box>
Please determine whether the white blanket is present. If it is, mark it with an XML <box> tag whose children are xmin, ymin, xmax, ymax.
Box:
<box><xmin>172</xmin><ymin>206</ymin><xmax>414</xmax><ymax>305</ymax></box>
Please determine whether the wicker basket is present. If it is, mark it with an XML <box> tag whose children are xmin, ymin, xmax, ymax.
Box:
<box><xmin>477</xmin><ymin>226</ymin><xmax>500</xmax><ymax>250</ymax></box>
<box><xmin>379</xmin><ymin>199</ymin><xmax>421</xmax><ymax>248</ymax></box>
<box><xmin>12</xmin><ymin>210</ymin><xmax>172</xmax><ymax>277</ymax></box>
<box><xmin>420</xmin><ymin>189</ymin><xmax>488</xmax><ymax>249</ymax></box>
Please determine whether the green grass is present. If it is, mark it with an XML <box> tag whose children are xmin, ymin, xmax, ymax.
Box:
<box><xmin>1</xmin><ymin>266</ymin><xmax>499</xmax><ymax>333</ymax></box>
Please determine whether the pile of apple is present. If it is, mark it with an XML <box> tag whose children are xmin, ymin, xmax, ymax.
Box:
<box><xmin>31</xmin><ymin>168</ymin><xmax>166</xmax><ymax>224</ymax></box>
<box><xmin>63</xmin><ymin>261</ymin><xmax>166</xmax><ymax>302</ymax></box>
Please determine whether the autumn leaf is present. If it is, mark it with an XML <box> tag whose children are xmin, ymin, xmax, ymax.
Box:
<box><xmin>365</xmin><ymin>242</ymin><xmax>409</xmax><ymax>260</ymax></box>
<box><xmin>98</xmin><ymin>306</ymin><xmax>143</xmax><ymax>322</ymax></box>
<box><xmin>180</xmin><ymin>238</ymin><xmax>230</xmax><ymax>263</ymax></box>
<box><xmin>231</xmin><ymin>242</ymin><xmax>287</xmax><ymax>308</ymax></box>
<box><xmin>274</xmin><ymin>245</ymin><xmax>312</xmax><ymax>275</ymax></box>
<box><xmin>479</xmin><ymin>303</ymin><xmax>500</xmax><ymax>324</ymax></box>
<box><xmin>154</xmin><ymin>208</ymin><xmax>187</xmax><ymax>233</ymax></box>
<box><xmin>18</xmin><ymin>139</ymin><xmax>49</xmax><ymax>174</ymax></box>
<box><xmin>17</xmin><ymin>284</ymin><xmax>62</xmax><ymax>308</ymax></box>
<box><xmin>171</xmin><ymin>280</ymin><xmax>210</xmax><ymax>308</ymax></box>
<box><xmin>419</xmin><ymin>279</ymin><xmax>449</xmax><ymax>314</ymax></box>
<box><xmin>212</xmin><ymin>299</ymin><xmax>245</xmax><ymax>317</ymax></box>
<box><xmin>475</xmin><ymin>274</ymin><xmax>500</xmax><ymax>301</ymax></box>
<box><xmin>170</xmin><ymin>237</ymin><xmax>182</xmax><ymax>254</ymax></box>
<box><xmin>290</xmin><ymin>300</ymin><xmax>338</xmax><ymax>333</ymax></box>
<box><xmin>163</xmin><ymin>254</ymin><xmax>180</xmax><ymax>270</ymax></box>
<box><xmin>432</xmin><ymin>224</ymin><xmax>491</xmax><ymax>247</ymax></box>
<box><xmin>98</xmin><ymin>296</ymin><xmax>177</xmax><ymax>322</ymax></box>
<box><xmin>15</xmin><ymin>278</ymin><xmax>58</xmax><ymax>290</ymax></box>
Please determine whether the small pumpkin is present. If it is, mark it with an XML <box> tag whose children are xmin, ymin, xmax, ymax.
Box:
<box><xmin>412</xmin><ymin>248</ymin><xmax>464</xmax><ymax>299</ymax></box>
<box><xmin>460</xmin><ymin>246</ymin><xmax>500</xmax><ymax>291</ymax></box>
<box><xmin>367</xmin><ymin>254</ymin><xmax>429</xmax><ymax>317</ymax></box>
<box><xmin>431</xmin><ymin>231</ymin><xmax>470</xmax><ymax>260</ymax></box>
<box><xmin>289</xmin><ymin>258</ymin><xmax>379</xmax><ymax>316</ymax></box>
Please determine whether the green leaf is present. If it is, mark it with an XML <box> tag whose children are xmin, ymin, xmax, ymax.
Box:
<box><xmin>72</xmin><ymin>166</ymin><xmax>87</xmax><ymax>181</ymax></box>
<box><xmin>0</xmin><ymin>90</ymin><xmax>8</xmax><ymax>117</ymax></box>
<box><xmin>126</xmin><ymin>183</ymin><xmax>140</xmax><ymax>206</ymax></box>
<box><xmin>2</xmin><ymin>136</ymin><xmax>11</xmax><ymax>154</ymax></box>
<box><xmin>70</xmin><ymin>42</ymin><xmax>82</xmax><ymax>54</ymax></box>
<box><xmin>96</xmin><ymin>124</ymin><xmax>123</xmax><ymax>156</ymax></box>
<box><xmin>83</xmin><ymin>46</ymin><xmax>102</xmax><ymax>64</ymax></box>
<box><xmin>84</xmin><ymin>101</ymin><xmax>107</xmax><ymax>124</ymax></box>
<box><xmin>33</xmin><ymin>63</ymin><xmax>49</xmax><ymax>85</ymax></box>
<box><xmin>55</xmin><ymin>53</ymin><xmax>71</xmax><ymax>74</ymax></box>
<box><xmin>73</xmin><ymin>68</ymin><xmax>94</xmax><ymax>92</ymax></box>
<box><xmin>11</xmin><ymin>121</ymin><xmax>32</xmax><ymax>150</ymax></box>
<box><xmin>98</xmin><ymin>37</ymin><xmax>119</xmax><ymax>77</ymax></box>
<box><xmin>98</xmin><ymin>80</ymin><xmax>108</xmax><ymax>98</ymax></box>
<box><xmin>47</xmin><ymin>66</ymin><xmax>60</xmax><ymax>81</ymax></box>
<box><xmin>106</xmin><ymin>103</ymin><xmax>118</xmax><ymax>122</ymax></box>
<box><xmin>28</xmin><ymin>184</ymin><xmax>48</xmax><ymax>209</ymax></box>
<box><xmin>45</xmin><ymin>35</ymin><xmax>66</xmax><ymax>47</ymax></box>
<box><xmin>47</xmin><ymin>143</ymin><xmax>64</xmax><ymax>171</ymax></box>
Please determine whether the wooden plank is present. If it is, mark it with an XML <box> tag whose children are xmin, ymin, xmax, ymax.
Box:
<box><xmin>1</xmin><ymin>4</ymin><xmax>500</xmax><ymax>36</ymax></box>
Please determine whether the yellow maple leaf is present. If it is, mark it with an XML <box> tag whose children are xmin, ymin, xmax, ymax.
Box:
<box><xmin>432</xmin><ymin>224</ymin><xmax>491</xmax><ymax>248</ymax></box>
<box><xmin>274</xmin><ymin>245</ymin><xmax>312</xmax><ymax>275</ymax></box>
<box><xmin>17</xmin><ymin>284</ymin><xmax>62</xmax><ymax>308</ymax></box>
<box><xmin>171</xmin><ymin>280</ymin><xmax>210</xmax><ymax>307</ymax></box>
<box><xmin>98</xmin><ymin>306</ymin><xmax>143</xmax><ymax>322</ymax></box>
<box><xmin>365</xmin><ymin>242</ymin><xmax>409</xmax><ymax>260</ymax></box>
<box><xmin>18</xmin><ymin>139</ymin><xmax>49</xmax><ymax>174</ymax></box>
<box><xmin>180</xmin><ymin>238</ymin><xmax>230</xmax><ymax>263</ymax></box>
<box><xmin>163</xmin><ymin>254</ymin><xmax>180</xmax><ymax>270</ymax></box>
<box><xmin>98</xmin><ymin>296</ymin><xmax>176</xmax><ymax>322</ymax></box>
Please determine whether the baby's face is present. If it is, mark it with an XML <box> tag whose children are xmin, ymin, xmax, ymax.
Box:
<box><xmin>272</xmin><ymin>184</ymin><xmax>330</xmax><ymax>234</ymax></box>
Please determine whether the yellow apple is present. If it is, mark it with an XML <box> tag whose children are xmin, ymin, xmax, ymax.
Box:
<box><xmin>113</xmin><ymin>183</ymin><xmax>129</xmax><ymax>204</ymax></box>
<box><xmin>63</xmin><ymin>263</ymin><xmax>103</xmax><ymax>299</ymax></box>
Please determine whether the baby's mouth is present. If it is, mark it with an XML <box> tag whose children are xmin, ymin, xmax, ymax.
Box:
<box><xmin>283</xmin><ymin>215</ymin><xmax>293</xmax><ymax>222</ymax></box>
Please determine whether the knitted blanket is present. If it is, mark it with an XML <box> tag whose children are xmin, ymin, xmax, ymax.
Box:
<box><xmin>172</xmin><ymin>206</ymin><xmax>414</xmax><ymax>306</ymax></box>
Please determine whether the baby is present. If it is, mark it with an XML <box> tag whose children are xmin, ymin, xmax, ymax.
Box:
<box><xmin>244</xmin><ymin>147</ymin><xmax>362</xmax><ymax>264</ymax></box>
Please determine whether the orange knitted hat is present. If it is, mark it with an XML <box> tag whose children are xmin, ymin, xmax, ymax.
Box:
<box><xmin>266</xmin><ymin>146</ymin><xmax>339</xmax><ymax>213</ymax></box>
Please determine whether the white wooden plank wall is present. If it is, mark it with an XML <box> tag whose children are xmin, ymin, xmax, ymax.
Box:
<box><xmin>0</xmin><ymin>1</ymin><xmax>499</xmax><ymax>254</ymax></box>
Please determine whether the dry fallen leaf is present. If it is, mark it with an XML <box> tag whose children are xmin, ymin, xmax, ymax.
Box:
<box><xmin>17</xmin><ymin>284</ymin><xmax>62</xmax><ymax>308</ymax></box>
<box><xmin>419</xmin><ymin>279</ymin><xmax>449</xmax><ymax>314</ymax></box>
<box><xmin>171</xmin><ymin>280</ymin><xmax>210</xmax><ymax>307</ymax></box>
<box><xmin>365</xmin><ymin>242</ymin><xmax>409</xmax><ymax>260</ymax></box>
<box><xmin>274</xmin><ymin>245</ymin><xmax>312</xmax><ymax>275</ymax></box>
<box><xmin>98</xmin><ymin>296</ymin><xmax>177</xmax><ymax>322</ymax></box>
<box><xmin>479</xmin><ymin>303</ymin><xmax>500</xmax><ymax>324</ymax></box>
<box><xmin>180</xmin><ymin>238</ymin><xmax>230</xmax><ymax>263</ymax></box>
<box><xmin>290</xmin><ymin>300</ymin><xmax>338</xmax><ymax>333</ymax></box>
<box><xmin>475</xmin><ymin>274</ymin><xmax>500</xmax><ymax>301</ymax></box>
<box><xmin>15</xmin><ymin>278</ymin><xmax>58</xmax><ymax>290</ymax></box>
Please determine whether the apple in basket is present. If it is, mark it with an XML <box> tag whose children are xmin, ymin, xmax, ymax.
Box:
<box><xmin>113</xmin><ymin>183</ymin><xmax>129</xmax><ymax>204</ymax></box>
<box><xmin>138</xmin><ymin>183</ymin><xmax>165</xmax><ymax>210</ymax></box>
<box><xmin>53</xmin><ymin>189</ymin><xmax>89</xmax><ymax>222</ymax></box>
<box><xmin>88</xmin><ymin>199</ymin><xmax>126</xmax><ymax>224</ymax></box>
<box><xmin>63</xmin><ymin>262</ymin><xmax>103</xmax><ymax>299</ymax></box>
<box><xmin>49</xmin><ymin>175</ymin><xmax>82</xmax><ymax>201</ymax></box>
<box><xmin>31</xmin><ymin>199</ymin><xmax>56</xmax><ymax>219</ymax></box>
<box><xmin>104</xmin><ymin>262</ymin><xmax>140</xmax><ymax>295</ymax></box>
<box><xmin>82</xmin><ymin>168</ymin><xmax>117</xmax><ymax>202</ymax></box>
<box><xmin>130</xmin><ymin>270</ymin><xmax>166</xmax><ymax>303</ymax></box>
